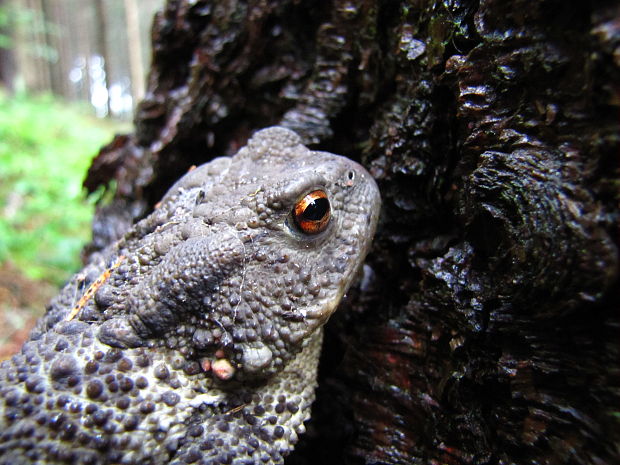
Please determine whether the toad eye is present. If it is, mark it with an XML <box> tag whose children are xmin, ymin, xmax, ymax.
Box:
<box><xmin>292</xmin><ymin>190</ymin><xmax>331</xmax><ymax>235</ymax></box>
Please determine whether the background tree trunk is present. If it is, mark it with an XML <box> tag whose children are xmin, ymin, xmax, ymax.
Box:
<box><xmin>83</xmin><ymin>1</ymin><xmax>620</xmax><ymax>464</ymax></box>
<box><xmin>39</xmin><ymin>0</ymin><xmax>61</xmax><ymax>95</ymax></box>
<box><xmin>123</xmin><ymin>0</ymin><xmax>144</xmax><ymax>105</ymax></box>
<box><xmin>0</xmin><ymin>0</ymin><xmax>16</xmax><ymax>92</ymax></box>
<box><xmin>93</xmin><ymin>0</ymin><xmax>110</xmax><ymax>114</ymax></box>
<box><xmin>18</xmin><ymin>0</ymin><xmax>51</xmax><ymax>92</ymax></box>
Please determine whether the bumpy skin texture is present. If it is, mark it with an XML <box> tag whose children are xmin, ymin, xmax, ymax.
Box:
<box><xmin>0</xmin><ymin>127</ymin><xmax>380</xmax><ymax>465</ymax></box>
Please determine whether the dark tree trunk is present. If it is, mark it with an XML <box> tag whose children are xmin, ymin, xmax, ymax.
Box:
<box><xmin>0</xmin><ymin>0</ymin><xmax>15</xmax><ymax>92</ymax></box>
<box><xmin>83</xmin><ymin>1</ymin><xmax>620</xmax><ymax>464</ymax></box>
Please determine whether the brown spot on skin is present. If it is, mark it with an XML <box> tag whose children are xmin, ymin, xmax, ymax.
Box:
<box><xmin>86</xmin><ymin>381</ymin><xmax>103</xmax><ymax>399</ymax></box>
<box><xmin>117</xmin><ymin>358</ymin><xmax>133</xmax><ymax>372</ymax></box>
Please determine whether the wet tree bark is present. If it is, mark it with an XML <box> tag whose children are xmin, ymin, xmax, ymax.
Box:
<box><xmin>83</xmin><ymin>1</ymin><xmax>620</xmax><ymax>464</ymax></box>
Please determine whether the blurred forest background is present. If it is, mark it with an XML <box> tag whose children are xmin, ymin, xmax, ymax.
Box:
<box><xmin>0</xmin><ymin>0</ymin><xmax>164</xmax><ymax>358</ymax></box>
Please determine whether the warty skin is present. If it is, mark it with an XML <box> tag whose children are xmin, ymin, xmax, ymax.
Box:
<box><xmin>0</xmin><ymin>127</ymin><xmax>380</xmax><ymax>465</ymax></box>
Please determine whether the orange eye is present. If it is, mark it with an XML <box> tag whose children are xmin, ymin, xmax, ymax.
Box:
<box><xmin>293</xmin><ymin>190</ymin><xmax>331</xmax><ymax>235</ymax></box>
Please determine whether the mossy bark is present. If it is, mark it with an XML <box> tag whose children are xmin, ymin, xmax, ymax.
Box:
<box><xmin>84</xmin><ymin>1</ymin><xmax>620</xmax><ymax>464</ymax></box>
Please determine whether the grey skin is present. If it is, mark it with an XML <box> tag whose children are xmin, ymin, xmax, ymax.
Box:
<box><xmin>0</xmin><ymin>127</ymin><xmax>381</xmax><ymax>465</ymax></box>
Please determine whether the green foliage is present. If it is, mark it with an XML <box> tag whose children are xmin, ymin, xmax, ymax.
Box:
<box><xmin>0</xmin><ymin>93</ymin><xmax>124</xmax><ymax>285</ymax></box>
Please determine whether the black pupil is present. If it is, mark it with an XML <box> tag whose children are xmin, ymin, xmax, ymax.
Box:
<box><xmin>302</xmin><ymin>197</ymin><xmax>329</xmax><ymax>221</ymax></box>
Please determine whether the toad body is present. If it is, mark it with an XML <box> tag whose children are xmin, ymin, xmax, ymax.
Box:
<box><xmin>0</xmin><ymin>127</ymin><xmax>381</xmax><ymax>465</ymax></box>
